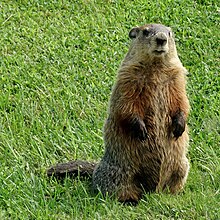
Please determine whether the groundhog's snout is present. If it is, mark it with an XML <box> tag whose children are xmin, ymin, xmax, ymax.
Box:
<box><xmin>150</xmin><ymin>32</ymin><xmax>169</xmax><ymax>56</ymax></box>
<box><xmin>155</xmin><ymin>32</ymin><xmax>167</xmax><ymax>46</ymax></box>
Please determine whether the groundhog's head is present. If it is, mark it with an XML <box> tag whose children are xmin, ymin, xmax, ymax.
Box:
<box><xmin>128</xmin><ymin>24</ymin><xmax>176</xmax><ymax>59</ymax></box>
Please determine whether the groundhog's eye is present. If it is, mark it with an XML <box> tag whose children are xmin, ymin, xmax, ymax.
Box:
<box><xmin>143</xmin><ymin>29</ymin><xmax>150</xmax><ymax>37</ymax></box>
<box><xmin>168</xmin><ymin>31</ymin><xmax>172</xmax><ymax>37</ymax></box>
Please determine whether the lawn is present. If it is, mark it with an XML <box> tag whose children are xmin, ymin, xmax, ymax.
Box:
<box><xmin>0</xmin><ymin>0</ymin><xmax>219</xmax><ymax>219</ymax></box>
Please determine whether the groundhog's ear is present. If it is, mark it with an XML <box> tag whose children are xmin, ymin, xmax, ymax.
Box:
<box><xmin>129</xmin><ymin>27</ymin><xmax>140</xmax><ymax>39</ymax></box>
<box><xmin>167</xmin><ymin>27</ymin><xmax>173</xmax><ymax>37</ymax></box>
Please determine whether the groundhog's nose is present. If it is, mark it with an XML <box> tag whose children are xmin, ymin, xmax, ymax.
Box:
<box><xmin>155</xmin><ymin>33</ymin><xmax>167</xmax><ymax>46</ymax></box>
<box><xmin>156</xmin><ymin>38</ymin><xmax>167</xmax><ymax>46</ymax></box>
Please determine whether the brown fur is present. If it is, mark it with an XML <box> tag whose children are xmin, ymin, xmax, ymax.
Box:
<box><xmin>48</xmin><ymin>24</ymin><xmax>190</xmax><ymax>204</ymax></box>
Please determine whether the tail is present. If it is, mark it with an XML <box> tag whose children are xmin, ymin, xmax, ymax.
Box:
<box><xmin>47</xmin><ymin>160</ymin><xmax>97</xmax><ymax>179</ymax></box>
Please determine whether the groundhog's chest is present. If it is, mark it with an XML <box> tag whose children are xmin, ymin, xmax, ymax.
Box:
<box><xmin>140</xmin><ymin>74</ymin><xmax>171</xmax><ymax>109</ymax></box>
<box><xmin>140</xmin><ymin>79</ymin><xmax>171</xmax><ymax>132</ymax></box>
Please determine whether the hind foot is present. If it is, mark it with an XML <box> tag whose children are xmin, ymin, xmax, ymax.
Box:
<box><xmin>117</xmin><ymin>186</ymin><xmax>142</xmax><ymax>205</ymax></box>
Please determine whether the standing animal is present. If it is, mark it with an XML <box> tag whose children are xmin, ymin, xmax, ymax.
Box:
<box><xmin>47</xmin><ymin>23</ymin><xmax>190</xmax><ymax>204</ymax></box>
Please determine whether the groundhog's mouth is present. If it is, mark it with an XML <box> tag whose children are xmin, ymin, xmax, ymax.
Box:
<box><xmin>153</xmin><ymin>50</ymin><xmax>166</xmax><ymax>55</ymax></box>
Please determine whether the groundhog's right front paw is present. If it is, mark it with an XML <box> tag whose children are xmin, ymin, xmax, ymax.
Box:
<box><xmin>130</xmin><ymin>117</ymin><xmax>147</xmax><ymax>141</ymax></box>
<box><xmin>172</xmin><ymin>111</ymin><xmax>186</xmax><ymax>138</ymax></box>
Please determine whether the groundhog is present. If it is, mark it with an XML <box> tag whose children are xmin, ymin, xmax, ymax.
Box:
<box><xmin>47</xmin><ymin>23</ymin><xmax>190</xmax><ymax>204</ymax></box>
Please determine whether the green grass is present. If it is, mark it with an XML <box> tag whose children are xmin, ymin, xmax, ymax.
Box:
<box><xmin>0</xmin><ymin>0</ymin><xmax>219</xmax><ymax>219</ymax></box>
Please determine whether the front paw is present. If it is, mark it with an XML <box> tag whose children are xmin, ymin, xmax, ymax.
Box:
<box><xmin>130</xmin><ymin>117</ymin><xmax>147</xmax><ymax>141</ymax></box>
<box><xmin>172</xmin><ymin>111</ymin><xmax>185</xmax><ymax>138</ymax></box>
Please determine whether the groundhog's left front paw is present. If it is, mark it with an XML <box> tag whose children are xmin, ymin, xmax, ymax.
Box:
<box><xmin>172</xmin><ymin>111</ymin><xmax>185</xmax><ymax>138</ymax></box>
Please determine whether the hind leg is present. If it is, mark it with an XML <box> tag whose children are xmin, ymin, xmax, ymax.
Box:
<box><xmin>157</xmin><ymin>156</ymin><xmax>189</xmax><ymax>194</ymax></box>
<box><xmin>117</xmin><ymin>183</ymin><xmax>143</xmax><ymax>204</ymax></box>
<box><xmin>166</xmin><ymin>157</ymin><xmax>189</xmax><ymax>193</ymax></box>
<box><xmin>93</xmin><ymin>162</ymin><xmax>142</xmax><ymax>203</ymax></box>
